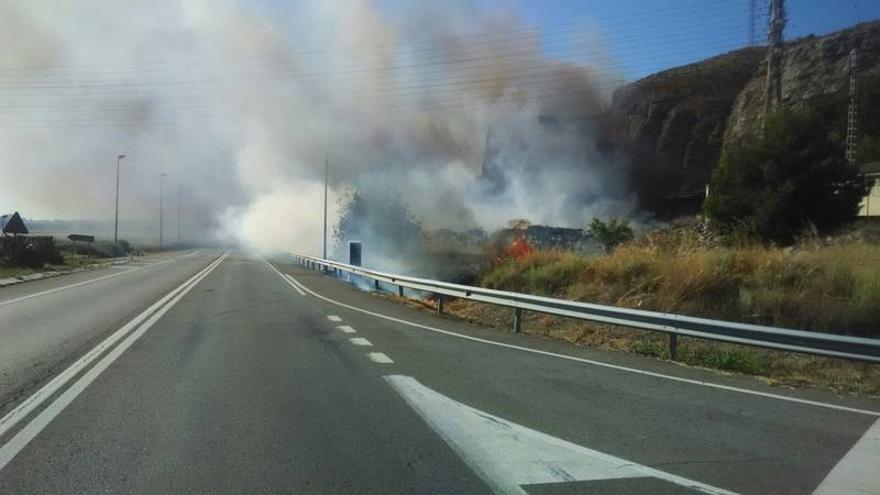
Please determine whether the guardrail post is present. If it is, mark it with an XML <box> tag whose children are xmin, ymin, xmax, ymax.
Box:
<box><xmin>513</xmin><ymin>308</ymin><xmax>522</xmax><ymax>333</ymax></box>
<box><xmin>437</xmin><ymin>295</ymin><xmax>445</xmax><ymax>315</ymax></box>
<box><xmin>374</xmin><ymin>279</ymin><xmax>380</xmax><ymax>291</ymax></box>
<box><xmin>668</xmin><ymin>333</ymin><xmax>678</xmax><ymax>360</ymax></box>
<box><xmin>398</xmin><ymin>286</ymin><xmax>404</xmax><ymax>297</ymax></box>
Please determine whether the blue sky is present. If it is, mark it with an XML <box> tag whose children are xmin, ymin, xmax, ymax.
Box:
<box><xmin>372</xmin><ymin>0</ymin><xmax>880</xmax><ymax>81</ymax></box>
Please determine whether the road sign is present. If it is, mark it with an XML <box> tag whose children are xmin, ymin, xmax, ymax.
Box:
<box><xmin>0</xmin><ymin>212</ymin><xmax>28</xmax><ymax>235</ymax></box>
<box><xmin>67</xmin><ymin>234</ymin><xmax>95</xmax><ymax>243</ymax></box>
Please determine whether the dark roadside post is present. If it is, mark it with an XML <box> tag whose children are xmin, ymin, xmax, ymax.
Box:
<box><xmin>668</xmin><ymin>334</ymin><xmax>679</xmax><ymax>360</ymax></box>
<box><xmin>349</xmin><ymin>241</ymin><xmax>362</xmax><ymax>286</ymax></box>
<box><xmin>513</xmin><ymin>307</ymin><xmax>522</xmax><ymax>333</ymax></box>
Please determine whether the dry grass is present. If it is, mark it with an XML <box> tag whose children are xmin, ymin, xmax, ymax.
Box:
<box><xmin>482</xmin><ymin>241</ymin><xmax>880</xmax><ymax>337</ymax></box>
<box><xmin>444</xmin><ymin>230</ymin><xmax>880</xmax><ymax>395</ymax></box>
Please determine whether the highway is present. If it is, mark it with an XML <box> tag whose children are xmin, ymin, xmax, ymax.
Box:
<box><xmin>0</xmin><ymin>252</ymin><xmax>877</xmax><ymax>493</ymax></box>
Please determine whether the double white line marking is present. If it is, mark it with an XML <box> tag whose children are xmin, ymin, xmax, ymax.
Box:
<box><xmin>0</xmin><ymin>252</ymin><xmax>228</xmax><ymax>471</ymax></box>
<box><xmin>266</xmin><ymin>262</ymin><xmax>306</xmax><ymax>296</ymax></box>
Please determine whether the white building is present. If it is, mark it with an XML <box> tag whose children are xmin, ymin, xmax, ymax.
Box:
<box><xmin>858</xmin><ymin>162</ymin><xmax>880</xmax><ymax>217</ymax></box>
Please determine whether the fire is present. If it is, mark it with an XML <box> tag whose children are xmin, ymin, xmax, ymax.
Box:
<box><xmin>507</xmin><ymin>235</ymin><xmax>533</xmax><ymax>260</ymax></box>
<box><xmin>502</xmin><ymin>218</ymin><xmax>533</xmax><ymax>262</ymax></box>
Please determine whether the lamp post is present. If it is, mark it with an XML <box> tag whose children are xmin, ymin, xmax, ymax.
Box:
<box><xmin>114</xmin><ymin>154</ymin><xmax>126</xmax><ymax>243</ymax></box>
<box><xmin>159</xmin><ymin>173</ymin><xmax>168</xmax><ymax>249</ymax></box>
<box><xmin>323</xmin><ymin>157</ymin><xmax>328</xmax><ymax>261</ymax></box>
<box><xmin>177</xmin><ymin>185</ymin><xmax>182</xmax><ymax>246</ymax></box>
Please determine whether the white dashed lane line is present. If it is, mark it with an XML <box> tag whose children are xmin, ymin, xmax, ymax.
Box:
<box><xmin>337</xmin><ymin>325</ymin><xmax>356</xmax><ymax>334</ymax></box>
<box><xmin>368</xmin><ymin>352</ymin><xmax>394</xmax><ymax>364</ymax></box>
<box><xmin>326</xmin><ymin>315</ymin><xmax>342</xmax><ymax>322</ymax></box>
<box><xmin>350</xmin><ymin>337</ymin><xmax>373</xmax><ymax>347</ymax></box>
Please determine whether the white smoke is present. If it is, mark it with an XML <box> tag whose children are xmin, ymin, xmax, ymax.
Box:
<box><xmin>0</xmin><ymin>0</ymin><xmax>637</xmax><ymax>254</ymax></box>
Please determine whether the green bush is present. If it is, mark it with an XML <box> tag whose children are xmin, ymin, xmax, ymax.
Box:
<box><xmin>589</xmin><ymin>218</ymin><xmax>634</xmax><ymax>253</ymax></box>
<box><xmin>704</xmin><ymin>107</ymin><xmax>863</xmax><ymax>244</ymax></box>
<box><xmin>18</xmin><ymin>236</ymin><xmax>64</xmax><ymax>268</ymax></box>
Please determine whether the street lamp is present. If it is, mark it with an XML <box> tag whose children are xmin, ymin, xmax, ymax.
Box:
<box><xmin>323</xmin><ymin>156</ymin><xmax>328</xmax><ymax>261</ymax></box>
<box><xmin>159</xmin><ymin>173</ymin><xmax>168</xmax><ymax>249</ymax></box>
<box><xmin>177</xmin><ymin>185</ymin><xmax>182</xmax><ymax>246</ymax></box>
<box><xmin>114</xmin><ymin>154</ymin><xmax>126</xmax><ymax>244</ymax></box>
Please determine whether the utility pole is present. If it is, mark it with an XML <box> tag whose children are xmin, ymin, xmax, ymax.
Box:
<box><xmin>846</xmin><ymin>48</ymin><xmax>859</xmax><ymax>166</ymax></box>
<box><xmin>114</xmin><ymin>154</ymin><xmax>126</xmax><ymax>243</ymax></box>
<box><xmin>177</xmin><ymin>185</ymin><xmax>182</xmax><ymax>246</ymax></box>
<box><xmin>159</xmin><ymin>173</ymin><xmax>168</xmax><ymax>249</ymax></box>
<box><xmin>764</xmin><ymin>0</ymin><xmax>787</xmax><ymax>115</ymax></box>
<box><xmin>323</xmin><ymin>156</ymin><xmax>328</xmax><ymax>260</ymax></box>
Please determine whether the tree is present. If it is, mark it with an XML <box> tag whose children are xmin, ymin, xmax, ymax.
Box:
<box><xmin>858</xmin><ymin>74</ymin><xmax>880</xmax><ymax>162</ymax></box>
<box><xmin>703</xmin><ymin>107</ymin><xmax>863</xmax><ymax>243</ymax></box>
<box><xmin>589</xmin><ymin>217</ymin><xmax>634</xmax><ymax>253</ymax></box>
<box><xmin>333</xmin><ymin>189</ymin><xmax>424</xmax><ymax>259</ymax></box>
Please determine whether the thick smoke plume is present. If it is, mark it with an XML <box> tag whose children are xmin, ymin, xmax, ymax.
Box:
<box><xmin>0</xmin><ymin>0</ymin><xmax>637</xmax><ymax>263</ymax></box>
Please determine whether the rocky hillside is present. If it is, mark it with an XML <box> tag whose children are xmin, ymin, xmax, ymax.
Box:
<box><xmin>610</xmin><ymin>20</ymin><xmax>880</xmax><ymax>213</ymax></box>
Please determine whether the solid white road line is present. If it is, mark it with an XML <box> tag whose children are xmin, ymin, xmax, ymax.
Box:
<box><xmin>385</xmin><ymin>375</ymin><xmax>735</xmax><ymax>495</ymax></box>
<box><xmin>327</xmin><ymin>315</ymin><xmax>342</xmax><ymax>322</ymax></box>
<box><xmin>337</xmin><ymin>325</ymin><xmax>357</xmax><ymax>334</ymax></box>
<box><xmin>349</xmin><ymin>337</ymin><xmax>373</xmax><ymax>346</ymax></box>
<box><xmin>0</xmin><ymin>253</ymin><xmax>227</xmax><ymax>454</ymax></box>
<box><xmin>0</xmin><ymin>268</ymin><xmax>137</xmax><ymax>308</ymax></box>
<box><xmin>0</xmin><ymin>250</ymin><xmax>201</xmax><ymax>309</ymax></box>
<box><xmin>368</xmin><ymin>352</ymin><xmax>394</xmax><ymax>364</ymax></box>
<box><xmin>280</xmin><ymin>270</ymin><xmax>880</xmax><ymax>417</ymax></box>
<box><xmin>813</xmin><ymin>417</ymin><xmax>880</xmax><ymax>494</ymax></box>
<box><xmin>263</xmin><ymin>261</ymin><xmax>305</xmax><ymax>295</ymax></box>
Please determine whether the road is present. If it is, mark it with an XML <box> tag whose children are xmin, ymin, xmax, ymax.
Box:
<box><xmin>0</xmin><ymin>250</ymin><xmax>212</xmax><ymax>413</ymax></box>
<box><xmin>0</xmin><ymin>252</ymin><xmax>877</xmax><ymax>493</ymax></box>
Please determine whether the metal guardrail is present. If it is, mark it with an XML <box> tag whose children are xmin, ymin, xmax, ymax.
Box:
<box><xmin>292</xmin><ymin>253</ymin><xmax>880</xmax><ymax>363</ymax></box>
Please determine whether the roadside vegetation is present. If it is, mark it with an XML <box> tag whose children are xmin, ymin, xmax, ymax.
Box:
<box><xmin>0</xmin><ymin>238</ymin><xmax>133</xmax><ymax>279</ymax></box>
<box><xmin>405</xmin><ymin>221</ymin><xmax>880</xmax><ymax>396</ymax></box>
<box><xmin>704</xmin><ymin>106</ymin><xmax>863</xmax><ymax>243</ymax></box>
<box><xmin>483</xmin><ymin>227</ymin><xmax>880</xmax><ymax>337</ymax></box>
<box><xmin>370</xmin><ymin>87</ymin><xmax>880</xmax><ymax>394</ymax></box>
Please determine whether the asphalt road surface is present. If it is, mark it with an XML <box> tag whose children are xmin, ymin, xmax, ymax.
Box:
<box><xmin>0</xmin><ymin>252</ymin><xmax>877</xmax><ymax>494</ymax></box>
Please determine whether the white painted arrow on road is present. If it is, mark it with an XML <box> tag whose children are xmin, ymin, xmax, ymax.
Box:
<box><xmin>385</xmin><ymin>375</ymin><xmax>736</xmax><ymax>495</ymax></box>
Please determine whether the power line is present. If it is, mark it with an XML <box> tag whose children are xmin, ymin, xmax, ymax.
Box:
<box><xmin>0</xmin><ymin>34</ymin><xmax>751</xmax><ymax>111</ymax></box>
<box><xmin>0</xmin><ymin>34</ymin><xmax>752</xmax><ymax>115</ymax></box>
<box><xmin>0</xmin><ymin>2</ymin><xmax>757</xmax><ymax>128</ymax></box>
<box><xmin>0</xmin><ymin>0</ymin><xmax>739</xmax><ymax>75</ymax></box>
<box><xmin>0</xmin><ymin>39</ymin><xmax>758</xmax><ymax>127</ymax></box>
<box><xmin>0</xmin><ymin>6</ymin><xmax>748</xmax><ymax>84</ymax></box>
<box><xmin>0</xmin><ymin>87</ymin><xmax>613</xmax><ymax>129</ymax></box>
<box><xmin>0</xmin><ymin>22</ymin><xmax>750</xmax><ymax>92</ymax></box>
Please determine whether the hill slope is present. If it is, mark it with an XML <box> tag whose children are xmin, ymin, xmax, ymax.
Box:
<box><xmin>609</xmin><ymin>21</ymin><xmax>880</xmax><ymax>212</ymax></box>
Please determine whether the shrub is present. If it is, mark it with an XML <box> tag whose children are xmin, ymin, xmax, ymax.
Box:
<box><xmin>704</xmin><ymin>107</ymin><xmax>863</xmax><ymax>244</ymax></box>
<box><xmin>18</xmin><ymin>236</ymin><xmax>64</xmax><ymax>267</ymax></box>
<box><xmin>588</xmin><ymin>217</ymin><xmax>634</xmax><ymax>253</ymax></box>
